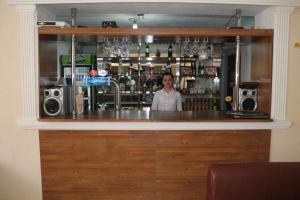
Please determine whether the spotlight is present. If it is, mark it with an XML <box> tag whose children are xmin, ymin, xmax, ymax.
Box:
<box><xmin>129</xmin><ymin>14</ymin><xmax>144</xmax><ymax>29</ymax></box>
<box><xmin>132</xmin><ymin>19</ymin><xmax>138</xmax><ymax>29</ymax></box>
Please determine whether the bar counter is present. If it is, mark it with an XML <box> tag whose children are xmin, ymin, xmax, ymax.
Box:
<box><xmin>18</xmin><ymin>110</ymin><xmax>291</xmax><ymax>130</ymax></box>
<box><xmin>36</xmin><ymin>111</ymin><xmax>290</xmax><ymax>200</ymax></box>
<box><xmin>18</xmin><ymin>110</ymin><xmax>291</xmax><ymax>131</ymax></box>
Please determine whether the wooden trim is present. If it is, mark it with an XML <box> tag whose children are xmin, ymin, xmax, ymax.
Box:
<box><xmin>38</xmin><ymin>27</ymin><xmax>274</xmax><ymax>36</ymax></box>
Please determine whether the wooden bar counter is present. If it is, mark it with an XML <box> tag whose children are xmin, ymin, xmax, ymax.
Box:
<box><xmin>35</xmin><ymin>26</ymin><xmax>278</xmax><ymax>200</ymax></box>
<box><xmin>39</xmin><ymin>111</ymin><xmax>272</xmax><ymax>200</ymax></box>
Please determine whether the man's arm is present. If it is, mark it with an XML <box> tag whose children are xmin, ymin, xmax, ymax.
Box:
<box><xmin>151</xmin><ymin>93</ymin><xmax>159</xmax><ymax>110</ymax></box>
<box><xmin>177</xmin><ymin>92</ymin><xmax>182</xmax><ymax>111</ymax></box>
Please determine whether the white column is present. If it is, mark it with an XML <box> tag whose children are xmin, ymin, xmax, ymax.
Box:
<box><xmin>255</xmin><ymin>6</ymin><xmax>294</xmax><ymax>120</ymax></box>
<box><xmin>17</xmin><ymin>5</ymin><xmax>39</xmax><ymax>121</ymax></box>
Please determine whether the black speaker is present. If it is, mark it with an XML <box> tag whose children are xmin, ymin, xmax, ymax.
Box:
<box><xmin>238</xmin><ymin>83</ymin><xmax>258</xmax><ymax>112</ymax></box>
<box><xmin>43</xmin><ymin>87</ymin><xmax>71</xmax><ymax>116</ymax></box>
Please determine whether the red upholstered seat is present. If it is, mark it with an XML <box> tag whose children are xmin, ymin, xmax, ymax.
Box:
<box><xmin>207</xmin><ymin>162</ymin><xmax>300</xmax><ymax>200</ymax></box>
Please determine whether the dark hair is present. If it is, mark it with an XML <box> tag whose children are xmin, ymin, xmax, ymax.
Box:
<box><xmin>162</xmin><ymin>72</ymin><xmax>174</xmax><ymax>80</ymax></box>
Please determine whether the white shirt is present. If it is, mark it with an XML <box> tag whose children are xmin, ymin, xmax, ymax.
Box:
<box><xmin>151</xmin><ymin>88</ymin><xmax>182</xmax><ymax>111</ymax></box>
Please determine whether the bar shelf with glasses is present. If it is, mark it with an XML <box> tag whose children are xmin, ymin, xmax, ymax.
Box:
<box><xmin>38</xmin><ymin>28</ymin><xmax>273</xmax><ymax>116</ymax></box>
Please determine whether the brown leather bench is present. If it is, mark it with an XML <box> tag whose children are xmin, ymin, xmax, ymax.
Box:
<box><xmin>207</xmin><ymin>162</ymin><xmax>300</xmax><ymax>200</ymax></box>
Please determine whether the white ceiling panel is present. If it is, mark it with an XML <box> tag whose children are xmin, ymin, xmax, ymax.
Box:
<box><xmin>37</xmin><ymin>2</ymin><xmax>269</xmax><ymax>28</ymax></box>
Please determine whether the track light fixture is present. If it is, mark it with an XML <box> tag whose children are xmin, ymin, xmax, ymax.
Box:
<box><xmin>129</xmin><ymin>14</ymin><xmax>144</xmax><ymax>29</ymax></box>
<box><xmin>132</xmin><ymin>19</ymin><xmax>138</xmax><ymax>29</ymax></box>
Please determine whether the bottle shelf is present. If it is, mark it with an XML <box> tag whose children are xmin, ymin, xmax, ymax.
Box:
<box><xmin>97</xmin><ymin>91</ymin><xmax>156</xmax><ymax>95</ymax></box>
<box><xmin>97</xmin><ymin>57</ymin><xmax>181</xmax><ymax>64</ymax></box>
<box><xmin>182</xmin><ymin>94</ymin><xmax>220</xmax><ymax>98</ymax></box>
<box><xmin>97</xmin><ymin>92</ymin><xmax>140</xmax><ymax>96</ymax></box>
<box><xmin>97</xmin><ymin>56</ymin><xmax>221</xmax><ymax>62</ymax></box>
<box><xmin>104</xmin><ymin>101</ymin><xmax>152</xmax><ymax>105</ymax></box>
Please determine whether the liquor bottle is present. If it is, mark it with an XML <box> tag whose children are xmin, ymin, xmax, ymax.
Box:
<box><xmin>213</xmin><ymin>99</ymin><xmax>218</xmax><ymax>111</ymax></box>
<box><xmin>149</xmin><ymin>65</ymin><xmax>154</xmax><ymax>76</ymax></box>
<box><xmin>118</xmin><ymin>59</ymin><xmax>123</xmax><ymax>75</ymax></box>
<box><xmin>200</xmin><ymin>98</ymin><xmax>204</xmax><ymax>111</ymax></box>
<box><xmin>185</xmin><ymin>98</ymin><xmax>189</xmax><ymax>111</ymax></box>
<box><xmin>142</xmin><ymin>83</ymin><xmax>147</xmax><ymax>93</ymax></box>
<box><xmin>191</xmin><ymin>61</ymin><xmax>196</xmax><ymax>76</ymax></box>
<box><xmin>193</xmin><ymin>98</ymin><xmax>197</xmax><ymax>111</ymax></box>
<box><xmin>187</xmin><ymin>98</ymin><xmax>191</xmax><ymax>111</ymax></box>
<box><xmin>204</xmin><ymin>98</ymin><xmax>208</xmax><ymax>111</ymax></box>
<box><xmin>168</xmin><ymin>43</ymin><xmax>173</xmax><ymax>58</ymax></box>
<box><xmin>105</xmin><ymin>63</ymin><xmax>111</xmax><ymax>76</ymax></box>
<box><xmin>166</xmin><ymin>62</ymin><xmax>172</xmax><ymax>73</ymax></box>
<box><xmin>198</xmin><ymin>62</ymin><xmax>205</xmax><ymax>76</ymax></box>
<box><xmin>208</xmin><ymin>98</ymin><xmax>213</xmax><ymax>111</ymax></box>
<box><xmin>145</xmin><ymin>43</ymin><xmax>150</xmax><ymax>57</ymax></box>
<box><xmin>128</xmin><ymin>62</ymin><xmax>133</xmax><ymax>76</ymax></box>
<box><xmin>156</xmin><ymin>49</ymin><xmax>161</xmax><ymax>57</ymax></box>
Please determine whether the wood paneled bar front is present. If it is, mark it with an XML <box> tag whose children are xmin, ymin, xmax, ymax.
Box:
<box><xmin>39</xmin><ymin>112</ymin><xmax>273</xmax><ymax>200</ymax></box>
<box><xmin>38</xmin><ymin>27</ymin><xmax>274</xmax><ymax>200</ymax></box>
<box><xmin>40</xmin><ymin>129</ymin><xmax>270</xmax><ymax>200</ymax></box>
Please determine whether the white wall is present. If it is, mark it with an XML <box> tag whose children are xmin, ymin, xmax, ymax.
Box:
<box><xmin>0</xmin><ymin>1</ymin><xmax>42</xmax><ymax>200</ymax></box>
<box><xmin>0</xmin><ymin>1</ymin><xmax>300</xmax><ymax>200</ymax></box>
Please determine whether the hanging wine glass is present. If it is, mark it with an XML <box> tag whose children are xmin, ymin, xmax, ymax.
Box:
<box><xmin>183</xmin><ymin>37</ymin><xmax>191</xmax><ymax>57</ymax></box>
<box><xmin>120</xmin><ymin>37</ymin><xmax>130</xmax><ymax>57</ymax></box>
<box><xmin>198</xmin><ymin>37</ymin><xmax>209</xmax><ymax>60</ymax></box>
<box><xmin>190</xmin><ymin>37</ymin><xmax>200</xmax><ymax>57</ymax></box>
<box><xmin>104</xmin><ymin>37</ymin><xmax>112</xmax><ymax>57</ymax></box>
<box><xmin>112</xmin><ymin>37</ymin><xmax>120</xmax><ymax>57</ymax></box>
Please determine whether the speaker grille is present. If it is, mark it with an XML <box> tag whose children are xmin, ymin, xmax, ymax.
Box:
<box><xmin>238</xmin><ymin>87</ymin><xmax>258</xmax><ymax>111</ymax></box>
<box><xmin>241</xmin><ymin>98</ymin><xmax>256</xmax><ymax>111</ymax></box>
<box><xmin>44</xmin><ymin>97</ymin><xmax>62</xmax><ymax>116</ymax></box>
<box><xmin>43</xmin><ymin>87</ymin><xmax>70</xmax><ymax>116</ymax></box>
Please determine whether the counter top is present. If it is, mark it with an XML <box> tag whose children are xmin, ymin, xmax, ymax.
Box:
<box><xmin>16</xmin><ymin>111</ymin><xmax>291</xmax><ymax>131</ymax></box>
<box><xmin>39</xmin><ymin>111</ymin><xmax>272</xmax><ymax>122</ymax></box>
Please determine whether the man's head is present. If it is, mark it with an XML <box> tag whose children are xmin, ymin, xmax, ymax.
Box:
<box><xmin>162</xmin><ymin>72</ymin><xmax>174</xmax><ymax>90</ymax></box>
<box><xmin>162</xmin><ymin>72</ymin><xmax>174</xmax><ymax>80</ymax></box>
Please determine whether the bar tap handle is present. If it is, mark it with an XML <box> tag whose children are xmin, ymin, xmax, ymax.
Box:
<box><xmin>110</xmin><ymin>78</ymin><xmax>121</xmax><ymax>112</ymax></box>
<box><xmin>233</xmin><ymin>35</ymin><xmax>241</xmax><ymax>112</ymax></box>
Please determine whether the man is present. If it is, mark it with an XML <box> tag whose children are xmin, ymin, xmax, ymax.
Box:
<box><xmin>151</xmin><ymin>72</ymin><xmax>182</xmax><ymax>111</ymax></box>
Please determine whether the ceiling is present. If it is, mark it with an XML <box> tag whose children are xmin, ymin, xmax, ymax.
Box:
<box><xmin>37</xmin><ymin>3</ymin><xmax>269</xmax><ymax>28</ymax></box>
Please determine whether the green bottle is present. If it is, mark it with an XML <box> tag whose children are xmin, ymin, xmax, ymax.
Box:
<box><xmin>198</xmin><ymin>62</ymin><xmax>205</xmax><ymax>76</ymax></box>
<box><xmin>145</xmin><ymin>43</ymin><xmax>150</xmax><ymax>57</ymax></box>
